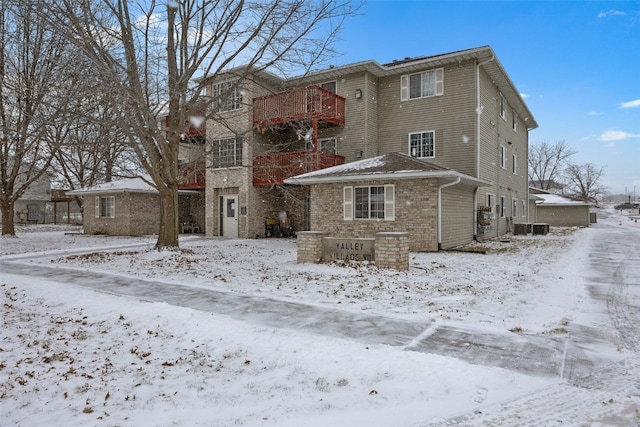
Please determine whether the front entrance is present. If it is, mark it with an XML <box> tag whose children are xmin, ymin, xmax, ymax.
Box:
<box><xmin>220</xmin><ymin>194</ymin><xmax>238</xmax><ymax>237</ymax></box>
<box><xmin>220</xmin><ymin>195</ymin><xmax>239</xmax><ymax>238</ymax></box>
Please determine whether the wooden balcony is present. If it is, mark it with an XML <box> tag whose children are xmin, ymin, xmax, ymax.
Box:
<box><xmin>179</xmin><ymin>160</ymin><xmax>206</xmax><ymax>190</ymax></box>
<box><xmin>253</xmin><ymin>86</ymin><xmax>345</xmax><ymax>130</ymax></box>
<box><xmin>253</xmin><ymin>151</ymin><xmax>345</xmax><ymax>186</ymax></box>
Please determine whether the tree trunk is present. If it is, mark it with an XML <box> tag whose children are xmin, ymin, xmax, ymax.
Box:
<box><xmin>155</xmin><ymin>185</ymin><xmax>180</xmax><ymax>249</ymax></box>
<box><xmin>1</xmin><ymin>200</ymin><xmax>16</xmax><ymax>236</ymax></box>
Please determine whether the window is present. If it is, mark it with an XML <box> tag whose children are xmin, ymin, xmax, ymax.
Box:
<box><xmin>512</xmin><ymin>111</ymin><xmax>518</xmax><ymax>132</ymax></box>
<box><xmin>95</xmin><ymin>196</ymin><xmax>115</xmax><ymax>218</ymax></box>
<box><xmin>487</xmin><ymin>193</ymin><xmax>495</xmax><ymax>214</ymax></box>
<box><xmin>344</xmin><ymin>185</ymin><xmax>394</xmax><ymax>221</ymax></box>
<box><xmin>320</xmin><ymin>81</ymin><xmax>337</xmax><ymax>93</ymax></box>
<box><xmin>500</xmin><ymin>145</ymin><xmax>506</xmax><ymax>169</ymax></box>
<box><xmin>306</xmin><ymin>137</ymin><xmax>336</xmax><ymax>154</ymax></box>
<box><xmin>500</xmin><ymin>196</ymin><xmax>506</xmax><ymax>218</ymax></box>
<box><xmin>211</xmin><ymin>137</ymin><xmax>242</xmax><ymax>168</ymax></box>
<box><xmin>522</xmin><ymin>200</ymin><xmax>526</xmax><ymax>218</ymax></box>
<box><xmin>512</xmin><ymin>198</ymin><xmax>518</xmax><ymax>218</ymax></box>
<box><xmin>212</xmin><ymin>79</ymin><xmax>243</xmax><ymax>112</ymax></box>
<box><xmin>512</xmin><ymin>154</ymin><xmax>517</xmax><ymax>174</ymax></box>
<box><xmin>500</xmin><ymin>93</ymin><xmax>507</xmax><ymax>120</ymax></box>
<box><xmin>409</xmin><ymin>131</ymin><xmax>435</xmax><ymax>158</ymax></box>
<box><xmin>400</xmin><ymin>68</ymin><xmax>444</xmax><ymax>101</ymax></box>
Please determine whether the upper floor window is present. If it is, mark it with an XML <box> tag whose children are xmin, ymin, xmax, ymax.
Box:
<box><xmin>306</xmin><ymin>137</ymin><xmax>337</xmax><ymax>154</ymax></box>
<box><xmin>212</xmin><ymin>79</ymin><xmax>243</xmax><ymax>112</ymax></box>
<box><xmin>343</xmin><ymin>185</ymin><xmax>395</xmax><ymax>221</ymax></box>
<box><xmin>500</xmin><ymin>93</ymin><xmax>507</xmax><ymax>120</ymax></box>
<box><xmin>400</xmin><ymin>68</ymin><xmax>444</xmax><ymax>101</ymax></box>
<box><xmin>500</xmin><ymin>145</ymin><xmax>507</xmax><ymax>169</ymax></box>
<box><xmin>211</xmin><ymin>137</ymin><xmax>242</xmax><ymax>168</ymax></box>
<box><xmin>512</xmin><ymin>111</ymin><xmax>518</xmax><ymax>132</ymax></box>
<box><xmin>512</xmin><ymin>154</ymin><xmax>517</xmax><ymax>174</ymax></box>
<box><xmin>95</xmin><ymin>196</ymin><xmax>115</xmax><ymax>218</ymax></box>
<box><xmin>320</xmin><ymin>81</ymin><xmax>337</xmax><ymax>93</ymax></box>
<box><xmin>409</xmin><ymin>131</ymin><xmax>435</xmax><ymax>158</ymax></box>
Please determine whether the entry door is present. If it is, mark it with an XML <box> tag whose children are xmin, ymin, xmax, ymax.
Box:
<box><xmin>221</xmin><ymin>195</ymin><xmax>238</xmax><ymax>238</ymax></box>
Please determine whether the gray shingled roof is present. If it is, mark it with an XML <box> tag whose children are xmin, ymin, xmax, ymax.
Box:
<box><xmin>285</xmin><ymin>152</ymin><xmax>490</xmax><ymax>187</ymax></box>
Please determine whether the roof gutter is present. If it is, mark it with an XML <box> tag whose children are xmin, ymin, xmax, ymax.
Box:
<box><xmin>285</xmin><ymin>170</ymin><xmax>491</xmax><ymax>186</ymax></box>
<box><xmin>438</xmin><ymin>177</ymin><xmax>461</xmax><ymax>250</ymax></box>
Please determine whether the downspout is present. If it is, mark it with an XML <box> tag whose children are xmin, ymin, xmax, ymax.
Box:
<box><xmin>438</xmin><ymin>177</ymin><xmax>461</xmax><ymax>250</ymax></box>
<box><xmin>475</xmin><ymin>56</ymin><xmax>494</xmax><ymax>241</ymax></box>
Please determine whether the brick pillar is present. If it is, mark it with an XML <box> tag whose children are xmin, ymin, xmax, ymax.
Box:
<box><xmin>296</xmin><ymin>231</ymin><xmax>327</xmax><ymax>264</ymax></box>
<box><xmin>374</xmin><ymin>232</ymin><xmax>409</xmax><ymax>271</ymax></box>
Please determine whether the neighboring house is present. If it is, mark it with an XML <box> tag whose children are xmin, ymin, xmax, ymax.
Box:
<box><xmin>201</xmin><ymin>45</ymin><xmax>537</xmax><ymax>249</ymax></box>
<box><xmin>3</xmin><ymin>170</ymin><xmax>52</xmax><ymax>224</ymax></box>
<box><xmin>67</xmin><ymin>177</ymin><xmax>201</xmax><ymax>236</ymax></box>
<box><xmin>529</xmin><ymin>188</ymin><xmax>594</xmax><ymax>227</ymax></box>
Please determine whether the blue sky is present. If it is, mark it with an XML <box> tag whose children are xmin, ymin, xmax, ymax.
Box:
<box><xmin>330</xmin><ymin>0</ymin><xmax>640</xmax><ymax>196</ymax></box>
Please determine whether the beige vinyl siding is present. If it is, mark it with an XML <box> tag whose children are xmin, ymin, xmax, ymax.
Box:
<box><xmin>477</xmin><ymin>67</ymin><xmax>530</xmax><ymax>236</ymax></box>
<box><xmin>376</xmin><ymin>61</ymin><xmax>477</xmax><ymax>176</ymax></box>
<box><xmin>536</xmin><ymin>205</ymin><xmax>591</xmax><ymax>227</ymax></box>
<box><xmin>440</xmin><ymin>184</ymin><xmax>475</xmax><ymax>249</ymax></box>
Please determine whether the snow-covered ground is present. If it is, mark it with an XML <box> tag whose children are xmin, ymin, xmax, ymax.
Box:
<box><xmin>1</xmin><ymin>208</ymin><xmax>639</xmax><ymax>426</ymax></box>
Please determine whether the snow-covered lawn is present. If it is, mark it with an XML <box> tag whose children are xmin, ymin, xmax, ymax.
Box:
<box><xmin>1</xmin><ymin>209</ymin><xmax>638</xmax><ymax>426</ymax></box>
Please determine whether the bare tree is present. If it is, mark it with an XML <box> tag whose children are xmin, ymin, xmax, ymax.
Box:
<box><xmin>564</xmin><ymin>163</ymin><xmax>606</xmax><ymax>203</ymax></box>
<box><xmin>0</xmin><ymin>0</ymin><xmax>76</xmax><ymax>235</ymax></box>
<box><xmin>48</xmin><ymin>85</ymin><xmax>137</xmax><ymax>217</ymax></box>
<box><xmin>43</xmin><ymin>0</ymin><xmax>359</xmax><ymax>249</ymax></box>
<box><xmin>528</xmin><ymin>140</ymin><xmax>576</xmax><ymax>191</ymax></box>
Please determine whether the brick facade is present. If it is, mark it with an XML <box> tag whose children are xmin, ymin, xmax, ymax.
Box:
<box><xmin>309</xmin><ymin>178</ymin><xmax>439</xmax><ymax>251</ymax></box>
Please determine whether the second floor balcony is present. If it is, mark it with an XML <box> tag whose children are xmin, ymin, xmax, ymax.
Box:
<box><xmin>253</xmin><ymin>85</ymin><xmax>345</xmax><ymax>130</ymax></box>
<box><xmin>253</xmin><ymin>150</ymin><xmax>345</xmax><ymax>186</ymax></box>
<box><xmin>179</xmin><ymin>160</ymin><xmax>206</xmax><ymax>190</ymax></box>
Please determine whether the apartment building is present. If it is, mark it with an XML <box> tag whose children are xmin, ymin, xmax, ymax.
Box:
<box><xmin>201</xmin><ymin>45</ymin><xmax>537</xmax><ymax>249</ymax></box>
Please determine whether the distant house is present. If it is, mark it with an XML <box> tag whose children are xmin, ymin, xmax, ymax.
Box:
<box><xmin>529</xmin><ymin>188</ymin><xmax>594</xmax><ymax>227</ymax></box>
<box><xmin>3</xmin><ymin>169</ymin><xmax>52</xmax><ymax>225</ymax></box>
<box><xmin>67</xmin><ymin>177</ymin><xmax>201</xmax><ymax>236</ymax></box>
<box><xmin>200</xmin><ymin>45</ymin><xmax>537</xmax><ymax>249</ymax></box>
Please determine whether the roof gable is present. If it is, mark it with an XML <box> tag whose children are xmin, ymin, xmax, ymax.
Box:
<box><xmin>285</xmin><ymin>152</ymin><xmax>490</xmax><ymax>187</ymax></box>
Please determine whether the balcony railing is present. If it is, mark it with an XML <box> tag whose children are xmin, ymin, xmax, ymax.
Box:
<box><xmin>179</xmin><ymin>160</ymin><xmax>206</xmax><ymax>190</ymax></box>
<box><xmin>253</xmin><ymin>86</ymin><xmax>345</xmax><ymax>129</ymax></box>
<box><xmin>253</xmin><ymin>150</ymin><xmax>345</xmax><ymax>186</ymax></box>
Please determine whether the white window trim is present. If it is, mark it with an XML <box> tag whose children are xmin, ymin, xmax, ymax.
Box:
<box><xmin>408</xmin><ymin>130</ymin><xmax>435</xmax><ymax>158</ymax></box>
<box><xmin>522</xmin><ymin>200</ymin><xmax>526</xmax><ymax>218</ymax></box>
<box><xmin>307</xmin><ymin>137</ymin><xmax>337</xmax><ymax>154</ymax></box>
<box><xmin>500</xmin><ymin>145</ymin><xmax>507</xmax><ymax>169</ymax></box>
<box><xmin>343</xmin><ymin>187</ymin><xmax>353</xmax><ymax>220</ymax></box>
<box><xmin>500</xmin><ymin>93</ymin><xmax>507</xmax><ymax>120</ymax></box>
<box><xmin>212</xmin><ymin>78</ymin><xmax>243</xmax><ymax>112</ymax></box>
<box><xmin>500</xmin><ymin>196</ymin><xmax>506</xmax><ymax>218</ymax></box>
<box><xmin>320</xmin><ymin>81</ymin><xmax>337</xmax><ymax>93</ymax></box>
<box><xmin>487</xmin><ymin>193</ymin><xmax>495</xmax><ymax>214</ymax></box>
<box><xmin>512</xmin><ymin>197</ymin><xmax>518</xmax><ymax>218</ymax></box>
<box><xmin>95</xmin><ymin>196</ymin><xmax>115</xmax><ymax>218</ymax></box>
<box><xmin>512</xmin><ymin>111</ymin><xmax>518</xmax><ymax>132</ymax></box>
<box><xmin>512</xmin><ymin>154</ymin><xmax>517</xmax><ymax>175</ymax></box>
<box><xmin>400</xmin><ymin>68</ymin><xmax>444</xmax><ymax>101</ymax></box>
<box><xmin>344</xmin><ymin>184</ymin><xmax>395</xmax><ymax>221</ymax></box>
